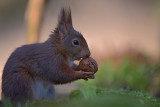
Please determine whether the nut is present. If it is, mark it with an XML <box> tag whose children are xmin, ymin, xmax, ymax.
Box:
<box><xmin>77</xmin><ymin>57</ymin><xmax>98</xmax><ymax>73</ymax></box>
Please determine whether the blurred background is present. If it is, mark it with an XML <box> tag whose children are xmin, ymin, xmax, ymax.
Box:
<box><xmin>0</xmin><ymin>0</ymin><xmax>160</xmax><ymax>101</ymax></box>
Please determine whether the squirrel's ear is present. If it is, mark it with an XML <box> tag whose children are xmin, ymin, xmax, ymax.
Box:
<box><xmin>58</xmin><ymin>24</ymin><xmax>69</xmax><ymax>40</ymax></box>
<box><xmin>58</xmin><ymin>7</ymin><xmax>72</xmax><ymax>26</ymax></box>
<box><xmin>57</xmin><ymin>7</ymin><xmax>73</xmax><ymax>36</ymax></box>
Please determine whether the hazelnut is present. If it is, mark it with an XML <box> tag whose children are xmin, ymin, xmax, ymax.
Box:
<box><xmin>77</xmin><ymin>57</ymin><xmax>98</xmax><ymax>73</ymax></box>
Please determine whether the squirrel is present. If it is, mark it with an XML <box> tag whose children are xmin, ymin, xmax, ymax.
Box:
<box><xmin>1</xmin><ymin>7</ymin><xmax>94</xmax><ymax>105</ymax></box>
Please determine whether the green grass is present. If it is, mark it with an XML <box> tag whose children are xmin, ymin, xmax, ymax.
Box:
<box><xmin>24</xmin><ymin>86</ymin><xmax>159</xmax><ymax>107</ymax></box>
<box><xmin>77</xmin><ymin>57</ymin><xmax>157</xmax><ymax>92</ymax></box>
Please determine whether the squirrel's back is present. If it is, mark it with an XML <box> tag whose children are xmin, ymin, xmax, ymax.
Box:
<box><xmin>3</xmin><ymin>43</ymin><xmax>43</xmax><ymax>74</ymax></box>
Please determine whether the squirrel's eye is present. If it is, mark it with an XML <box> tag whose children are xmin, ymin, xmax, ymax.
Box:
<box><xmin>73</xmin><ymin>40</ymin><xmax>79</xmax><ymax>46</ymax></box>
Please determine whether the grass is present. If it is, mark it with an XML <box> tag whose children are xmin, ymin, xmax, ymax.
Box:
<box><xmin>23</xmin><ymin>86</ymin><xmax>160</xmax><ymax>107</ymax></box>
<box><xmin>76</xmin><ymin>56</ymin><xmax>158</xmax><ymax>92</ymax></box>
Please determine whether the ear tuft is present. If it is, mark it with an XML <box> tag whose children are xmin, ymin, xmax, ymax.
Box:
<box><xmin>58</xmin><ymin>7</ymin><xmax>72</xmax><ymax>25</ymax></box>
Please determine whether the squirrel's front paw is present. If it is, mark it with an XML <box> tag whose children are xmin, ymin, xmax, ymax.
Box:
<box><xmin>76</xmin><ymin>71</ymin><xmax>94</xmax><ymax>80</ymax></box>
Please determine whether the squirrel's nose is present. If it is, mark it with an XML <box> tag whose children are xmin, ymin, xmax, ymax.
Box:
<box><xmin>86</xmin><ymin>51</ymin><xmax>91</xmax><ymax>58</ymax></box>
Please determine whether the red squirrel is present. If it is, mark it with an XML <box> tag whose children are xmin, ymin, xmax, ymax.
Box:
<box><xmin>2</xmin><ymin>7</ymin><xmax>94</xmax><ymax>105</ymax></box>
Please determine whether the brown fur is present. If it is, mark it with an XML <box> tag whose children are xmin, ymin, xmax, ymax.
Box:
<box><xmin>2</xmin><ymin>7</ymin><xmax>93</xmax><ymax>105</ymax></box>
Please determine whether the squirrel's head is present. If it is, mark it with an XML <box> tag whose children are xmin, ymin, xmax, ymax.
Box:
<box><xmin>54</xmin><ymin>7</ymin><xmax>90</xmax><ymax>61</ymax></box>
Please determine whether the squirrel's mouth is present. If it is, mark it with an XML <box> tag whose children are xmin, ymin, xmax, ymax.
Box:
<box><xmin>74</xmin><ymin>57</ymin><xmax>82</xmax><ymax>61</ymax></box>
